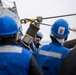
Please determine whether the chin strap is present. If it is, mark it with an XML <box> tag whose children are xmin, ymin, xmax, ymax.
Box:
<box><xmin>50</xmin><ymin>32</ymin><xmax>65</xmax><ymax>45</ymax></box>
<box><xmin>56</xmin><ymin>38</ymin><xmax>65</xmax><ymax>45</ymax></box>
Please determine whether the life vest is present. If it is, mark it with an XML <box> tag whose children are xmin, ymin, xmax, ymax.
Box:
<box><xmin>0</xmin><ymin>45</ymin><xmax>32</xmax><ymax>75</ymax></box>
<box><xmin>35</xmin><ymin>42</ymin><xmax>70</xmax><ymax>75</ymax></box>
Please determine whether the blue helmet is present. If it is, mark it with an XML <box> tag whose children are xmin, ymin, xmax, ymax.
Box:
<box><xmin>0</xmin><ymin>16</ymin><xmax>19</xmax><ymax>36</ymax></box>
<box><xmin>36</xmin><ymin>32</ymin><xmax>43</xmax><ymax>39</ymax></box>
<box><xmin>51</xmin><ymin>19</ymin><xmax>70</xmax><ymax>38</ymax></box>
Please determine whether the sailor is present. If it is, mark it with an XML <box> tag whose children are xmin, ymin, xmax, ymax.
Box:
<box><xmin>35</xmin><ymin>19</ymin><xmax>70</xmax><ymax>75</ymax></box>
<box><xmin>0</xmin><ymin>16</ymin><xmax>43</xmax><ymax>75</ymax></box>
<box><xmin>17</xmin><ymin>30</ymin><xmax>23</xmax><ymax>44</ymax></box>
<box><xmin>30</xmin><ymin>31</ymin><xmax>43</xmax><ymax>53</ymax></box>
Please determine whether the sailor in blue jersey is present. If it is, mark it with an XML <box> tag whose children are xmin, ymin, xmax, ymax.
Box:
<box><xmin>17</xmin><ymin>30</ymin><xmax>23</xmax><ymax>45</ymax></box>
<box><xmin>30</xmin><ymin>32</ymin><xmax>43</xmax><ymax>53</ymax></box>
<box><xmin>0</xmin><ymin>16</ymin><xmax>43</xmax><ymax>75</ymax></box>
<box><xmin>35</xmin><ymin>19</ymin><xmax>70</xmax><ymax>75</ymax></box>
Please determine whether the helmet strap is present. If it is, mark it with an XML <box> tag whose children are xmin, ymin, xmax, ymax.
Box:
<box><xmin>50</xmin><ymin>32</ymin><xmax>65</xmax><ymax>45</ymax></box>
<box><xmin>56</xmin><ymin>38</ymin><xmax>65</xmax><ymax>45</ymax></box>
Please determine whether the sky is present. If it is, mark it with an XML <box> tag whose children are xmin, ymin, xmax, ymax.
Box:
<box><xmin>2</xmin><ymin>0</ymin><xmax>76</xmax><ymax>41</ymax></box>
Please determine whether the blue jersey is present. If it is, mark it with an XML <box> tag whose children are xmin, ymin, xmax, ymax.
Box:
<box><xmin>35</xmin><ymin>42</ymin><xmax>70</xmax><ymax>75</ymax></box>
<box><xmin>0</xmin><ymin>45</ymin><xmax>32</xmax><ymax>75</ymax></box>
<box><xmin>30</xmin><ymin>39</ymin><xmax>40</xmax><ymax>53</ymax></box>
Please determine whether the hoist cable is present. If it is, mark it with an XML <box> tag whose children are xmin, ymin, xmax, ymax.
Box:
<box><xmin>40</xmin><ymin>23</ymin><xmax>52</xmax><ymax>26</ymax></box>
<box><xmin>21</xmin><ymin>13</ymin><xmax>76</xmax><ymax>24</ymax></box>
<box><xmin>40</xmin><ymin>23</ymin><xmax>76</xmax><ymax>32</ymax></box>
<box><xmin>42</xmin><ymin>13</ymin><xmax>76</xmax><ymax>20</ymax></box>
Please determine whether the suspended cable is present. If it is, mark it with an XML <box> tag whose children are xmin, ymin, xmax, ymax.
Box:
<box><xmin>20</xmin><ymin>17</ymin><xmax>76</xmax><ymax>32</ymax></box>
<box><xmin>42</xmin><ymin>13</ymin><xmax>76</xmax><ymax>20</ymax></box>
<box><xmin>40</xmin><ymin>23</ymin><xmax>52</xmax><ymax>26</ymax></box>
<box><xmin>20</xmin><ymin>18</ymin><xmax>76</xmax><ymax>32</ymax></box>
<box><xmin>40</xmin><ymin>23</ymin><xmax>76</xmax><ymax>32</ymax></box>
<box><xmin>21</xmin><ymin>13</ymin><xmax>76</xmax><ymax>24</ymax></box>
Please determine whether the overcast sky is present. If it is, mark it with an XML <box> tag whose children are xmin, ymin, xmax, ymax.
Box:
<box><xmin>3</xmin><ymin>0</ymin><xmax>76</xmax><ymax>41</ymax></box>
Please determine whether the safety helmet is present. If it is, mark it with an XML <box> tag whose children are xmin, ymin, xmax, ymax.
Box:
<box><xmin>51</xmin><ymin>19</ymin><xmax>70</xmax><ymax>38</ymax></box>
<box><xmin>36</xmin><ymin>32</ymin><xmax>43</xmax><ymax>39</ymax></box>
<box><xmin>0</xmin><ymin>16</ymin><xmax>19</xmax><ymax>36</ymax></box>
